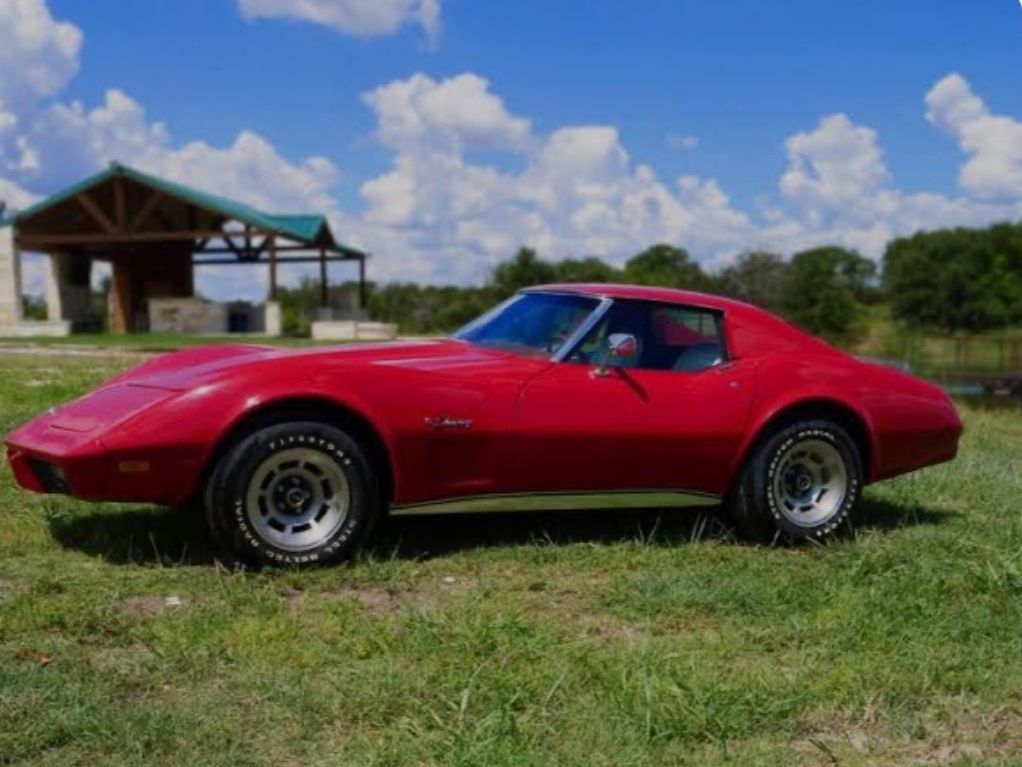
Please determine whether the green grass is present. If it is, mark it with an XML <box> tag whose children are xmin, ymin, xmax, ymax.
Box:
<box><xmin>0</xmin><ymin>333</ymin><xmax>327</xmax><ymax>351</ymax></box>
<box><xmin>2</xmin><ymin>353</ymin><xmax>1022</xmax><ymax>766</ymax></box>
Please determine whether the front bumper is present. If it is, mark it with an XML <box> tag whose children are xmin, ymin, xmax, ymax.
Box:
<box><xmin>8</xmin><ymin>450</ymin><xmax>69</xmax><ymax>494</ymax></box>
<box><xmin>4</xmin><ymin>383</ymin><xmax>199</xmax><ymax>505</ymax></box>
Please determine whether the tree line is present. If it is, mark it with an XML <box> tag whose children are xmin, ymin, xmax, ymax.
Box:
<box><xmin>284</xmin><ymin>221</ymin><xmax>1022</xmax><ymax>342</ymax></box>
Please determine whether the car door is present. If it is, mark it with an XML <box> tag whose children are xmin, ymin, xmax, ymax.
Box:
<box><xmin>506</xmin><ymin>300</ymin><xmax>756</xmax><ymax>498</ymax></box>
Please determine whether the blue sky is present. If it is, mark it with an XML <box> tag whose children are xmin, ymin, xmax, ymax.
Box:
<box><xmin>4</xmin><ymin>0</ymin><xmax>1022</xmax><ymax>297</ymax></box>
<box><xmin>48</xmin><ymin>0</ymin><xmax>1022</xmax><ymax>206</ymax></box>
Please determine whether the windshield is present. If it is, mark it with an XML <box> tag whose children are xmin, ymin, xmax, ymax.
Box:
<box><xmin>454</xmin><ymin>292</ymin><xmax>599</xmax><ymax>358</ymax></box>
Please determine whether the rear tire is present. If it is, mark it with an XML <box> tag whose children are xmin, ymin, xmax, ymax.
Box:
<box><xmin>725</xmin><ymin>419</ymin><xmax>862</xmax><ymax>543</ymax></box>
<box><xmin>205</xmin><ymin>421</ymin><xmax>379</xmax><ymax>567</ymax></box>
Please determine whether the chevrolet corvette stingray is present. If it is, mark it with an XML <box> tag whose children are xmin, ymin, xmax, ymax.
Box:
<box><xmin>5</xmin><ymin>284</ymin><xmax>962</xmax><ymax>565</ymax></box>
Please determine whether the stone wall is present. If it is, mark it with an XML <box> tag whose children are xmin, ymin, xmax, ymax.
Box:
<box><xmin>149</xmin><ymin>297</ymin><xmax>228</xmax><ymax>335</ymax></box>
<box><xmin>310</xmin><ymin>320</ymin><xmax>398</xmax><ymax>342</ymax></box>
<box><xmin>0</xmin><ymin>226</ymin><xmax>23</xmax><ymax>328</ymax></box>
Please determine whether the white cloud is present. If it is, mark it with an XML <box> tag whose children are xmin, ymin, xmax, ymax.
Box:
<box><xmin>351</xmin><ymin>74</ymin><xmax>756</xmax><ymax>284</ymax></box>
<box><xmin>780</xmin><ymin>114</ymin><xmax>890</xmax><ymax>211</ymax></box>
<box><xmin>5</xmin><ymin>44</ymin><xmax>1022</xmax><ymax>302</ymax></box>
<box><xmin>236</xmin><ymin>0</ymin><xmax>441</xmax><ymax>41</ymax></box>
<box><xmin>667</xmin><ymin>133</ymin><xmax>699</xmax><ymax>151</ymax></box>
<box><xmin>0</xmin><ymin>0</ymin><xmax>81</xmax><ymax>109</ymax></box>
<box><xmin>363</xmin><ymin>73</ymin><xmax>531</xmax><ymax>154</ymax></box>
<box><xmin>15</xmin><ymin>89</ymin><xmax>340</xmax><ymax>217</ymax></box>
<box><xmin>352</xmin><ymin>72</ymin><xmax>1022</xmax><ymax>282</ymax></box>
<box><xmin>925</xmin><ymin>72</ymin><xmax>1022</xmax><ymax>203</ymax></box>
<box><xmin>758</xmin><ymin>100</ymin><xmax>1022</xmax><ymax>260</ymax></box>
<box><xmin>143</xmin><ymin>132</ymin><xmax>341</xmax><ymax>215</ymax></box>
<box><xmin>0</xmin><ymin>175</ymin><xmax>37</xmax><ymax>213</ymax></box>
<box><xmin>21</xmin><ymin>89</ymin><xmax>171</xmax><ymax>188</ymax></box>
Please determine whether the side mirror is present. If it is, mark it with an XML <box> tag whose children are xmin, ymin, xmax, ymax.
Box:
<box><xmin>607</xmin><ymin>333</ymin><xmax>637</xmax><ymax>358</ymax></box>
<box><xmin>594</xmin><ymin>333</ymin><xmax>637</xmax><ymax>377</ymax></box>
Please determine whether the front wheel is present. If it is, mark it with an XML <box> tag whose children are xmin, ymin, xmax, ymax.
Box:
<box><xmin>205</xmin><ymin>421</ymin><xmax>380</xmax><ymax>567</ymax></box>
<box><xmin>725</xmin><ymin>419</ymin><xmax>862</xmax><ymax>542</ymax></box>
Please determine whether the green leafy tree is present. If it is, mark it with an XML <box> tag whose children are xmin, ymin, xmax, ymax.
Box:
<box><xmin>781</xmin><ymin>247</ymin><xmax>874</xmax><ymax>342</ymax></box>
<box><xmin>552</xmin><ymin>257</ymin><xmax>621</xmax><ymax>283</ymax></box>
<box><xmin>623</xmin><ymin>244</ymin><xmax>711</xmax><ymax>290</ymax></box>
<box><xmin>22</xmin><ymin>295</ymin><xmax>47</xmax><ymax>321</ymax></box>
<box><xmin>492</xmin><ymin>247</ymin><xmax>557</xmax><ymax>298</ymax></box>
<box><xmin>884</xmin><ymin>224</ymin><xmax>1022</xmax><ymax>332</ymax></box>
<box><xmin>717</xmin><ymin>251</ymin><xmax>790</xmax><ymax>311</ymax></box>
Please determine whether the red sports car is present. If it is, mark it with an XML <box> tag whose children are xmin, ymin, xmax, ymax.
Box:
<box><xmin>6</xmin><ymin>284</ymin><xmax>962</xmax><ymax>565</ymax></box>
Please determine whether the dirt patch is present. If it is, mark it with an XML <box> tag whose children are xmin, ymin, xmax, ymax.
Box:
<box><xmin>793</xmin><ymin>705</ymin><xmax>1022</xmax><ymax>766</ymax></box>
<box><xmin>120</xmin><ymin>595</ymin><xmax>188</xmax><ymax>617</ymax></box>
<box><xmin>90</xmin><ymin>642</ymin><xmax>155</xmax><ymax>673</ymax></box>
<box><xmin>0</xmin><ymin>577</ymin><xmax>22</xmax><ymax>598</ymax></box>
<box><xmin>284</xmin><ymin>586</ymin><xmax>433</xmax><ymax>615</ymax></box>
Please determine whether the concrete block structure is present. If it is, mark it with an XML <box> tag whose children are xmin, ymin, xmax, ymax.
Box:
<box><xmin>0</xmin><ymin>225</ymin><xmax>23</xmax><ymax>329</ymax></box>
<box><xmin>0</xmin><ymin>223</ymin><xmax>71</xmax><ymax>336</ymax></box>
<box><xmin>311</xmin><ymin>320</ymin><xmax>399</xmax><ymax>341</ymax></box>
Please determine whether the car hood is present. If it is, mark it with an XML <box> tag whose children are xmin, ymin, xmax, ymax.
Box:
<box><xmin>106</xmin><ymin>338</ymin><xmax>512</xmax><ymax>391</ymax></box>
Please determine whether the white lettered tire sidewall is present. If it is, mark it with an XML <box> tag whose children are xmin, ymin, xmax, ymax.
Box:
<box><xmin>760</xmin><ymin>421</ymin><xmax>861</xmax><ymax>540</ymax></box>
<box><xmin>207</xmin><ymin>422</ymin><xmax>378</xmax><ymax>567</ymax></box>
<box><xmin>731</xmin><ymin>419</ymin><xmax>862</xmax><ymax>543</ymax></box>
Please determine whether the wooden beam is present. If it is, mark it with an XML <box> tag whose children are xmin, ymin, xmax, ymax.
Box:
<box><xmin>76</xmin><ymin>193</ymin><xmax>117</xmax><ymax>235</ymax></box>
<box><xmin>193</xmin><ymin>255</ymin><xmax>362</xmax><ymax>265</ymax></box>
<box><xmin>114</xmin><ymin>179</ymin><xmax>127</xmax><ymax>232</ymax></box>
<box><xmin>268</xmin><ymin>235</ymin><xmax>278</xmax><ymax>300</ymax></box>
<box><xmin>128</xmin><ymin>190</ymin><xmax>164</xmax><ymax>231</ymax></box>
<box><xmin>196</xmin><ymin>244</ymin><xmax>349</xmax><ymax>255</ymax></box>
<box><xmin>359</xmin><ymin>256</ymin><xmax>367</xmax><ymax>309</ymax></box>
<box><xmin>220</xmin><ymin>232</ymin><xmax>243</xmax><ymax>259</ymax></box>
<box><xmin>319</xmin><ymin>247</ymin><xmax>328</xmax><ymax>307</ymax></box>
<box><xmin>18</xmin><ymin>228</ymin><xmax>272</xmax><ymax>247</ymax></box>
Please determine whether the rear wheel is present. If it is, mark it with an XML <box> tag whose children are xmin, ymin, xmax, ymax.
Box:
<box><xmin>725</xmin><ymin>419</ymin><xmax>862</xmax><ymax>542</ymax></box>
<box><xmin>205</xmin><ymin>421</ymin><xmax>379</xmax><ymax>567</ymax></box>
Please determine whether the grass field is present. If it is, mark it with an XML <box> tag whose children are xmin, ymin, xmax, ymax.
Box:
<box><xmin>0</xmin><ymin>333</ymin><xmax>323</xmax><ymax>350</ymax></box>
<box><xmin>2</xmin><ymin>353</ymin><xmax>1022</xmax><ymax>766</ymax></box>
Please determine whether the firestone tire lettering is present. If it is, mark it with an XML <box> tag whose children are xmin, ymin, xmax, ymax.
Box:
<box><xmin>204</xmin><ymin>420</ymin><xmax>379</xmax><ymax>568</ymax></box>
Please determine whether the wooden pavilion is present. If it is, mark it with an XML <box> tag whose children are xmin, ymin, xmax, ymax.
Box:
<box><xmin>0</xmin><ymin>163</ymin><xmax>367</xmax><ymax>333</ymax></box>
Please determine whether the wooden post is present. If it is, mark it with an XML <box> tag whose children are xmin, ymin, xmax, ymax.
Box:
<box><xmin>268</xmin><ymin>235</ymin><xmax>278</xmax><ymax>300</ymax></box>
<box><xmin>319</xmin><ymin>247</ymin><xmax>328</xmax><ymax>307</ymax></box>
<box><xmin>110</xmin><ymin>257</ymin><xmax>132</xmax><ymax>334</ymax></box>
<box><xmin>358</xmin><ymin>256</ymin><xmax>367</xmax><ymax>310</ymax></box>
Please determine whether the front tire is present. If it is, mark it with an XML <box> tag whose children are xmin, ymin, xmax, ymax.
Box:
<box><xmin>725</xmin><ymin>419</ymin><xmax>862</xmax><ymax>542</ymax></box>
<box><xmin>205</xmin><ymin>421</ymin><xmax>379</xmax><ymax>567</ymax></box>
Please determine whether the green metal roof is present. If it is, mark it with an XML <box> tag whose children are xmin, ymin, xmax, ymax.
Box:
<box><xmin>8</xmin><ymin>163</ymin><xmax>365</xmax><ymax>257</ymax></box>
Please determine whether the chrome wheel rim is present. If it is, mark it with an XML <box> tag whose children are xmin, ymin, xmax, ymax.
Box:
<box><xmin>771</xmin><ymin>438</ymin><xmax>848</xmax><ymax>527</ymax></box>
<box><xmin>245</xmin><ymin>447</ymin><xmax>350</xmax><ymax>552</ymax></box>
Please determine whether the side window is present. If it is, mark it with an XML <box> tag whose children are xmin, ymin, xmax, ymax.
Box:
<box><xmin>648</xmin><ymin>307</ymin><xmax>726</xmax><ymax>372</ymax></box>
<box><xmin>570</xmin><ymin>301</ymin><xmax>726</xmax><ymax>372</ymax></box>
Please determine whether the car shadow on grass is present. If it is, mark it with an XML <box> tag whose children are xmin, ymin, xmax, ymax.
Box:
<box><xmin>46</xmin><ymin>495</ymin><xmax>958</xmax><ymax>567</ymax></box>
<box><xmin>370</xmin><ymin>496</ymin><xmax>958</xmax><ymax>560</ymax></box>
<box><xmin>46</xmin><ymin>504</ymin><xmax>217</xmax><ymax>566</ymax></box>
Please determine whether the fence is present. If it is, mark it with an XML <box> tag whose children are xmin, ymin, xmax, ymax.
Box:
<box><xmin>863</xmin><ymin>334</ymin><xmax>1022</xmax><ymax>377</ymax></box>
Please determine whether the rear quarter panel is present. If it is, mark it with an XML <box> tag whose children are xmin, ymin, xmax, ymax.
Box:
<box><xmin>733</xmin><ymin>351</ymin><xmax>960</xmax><ymax>484</ymax></box>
